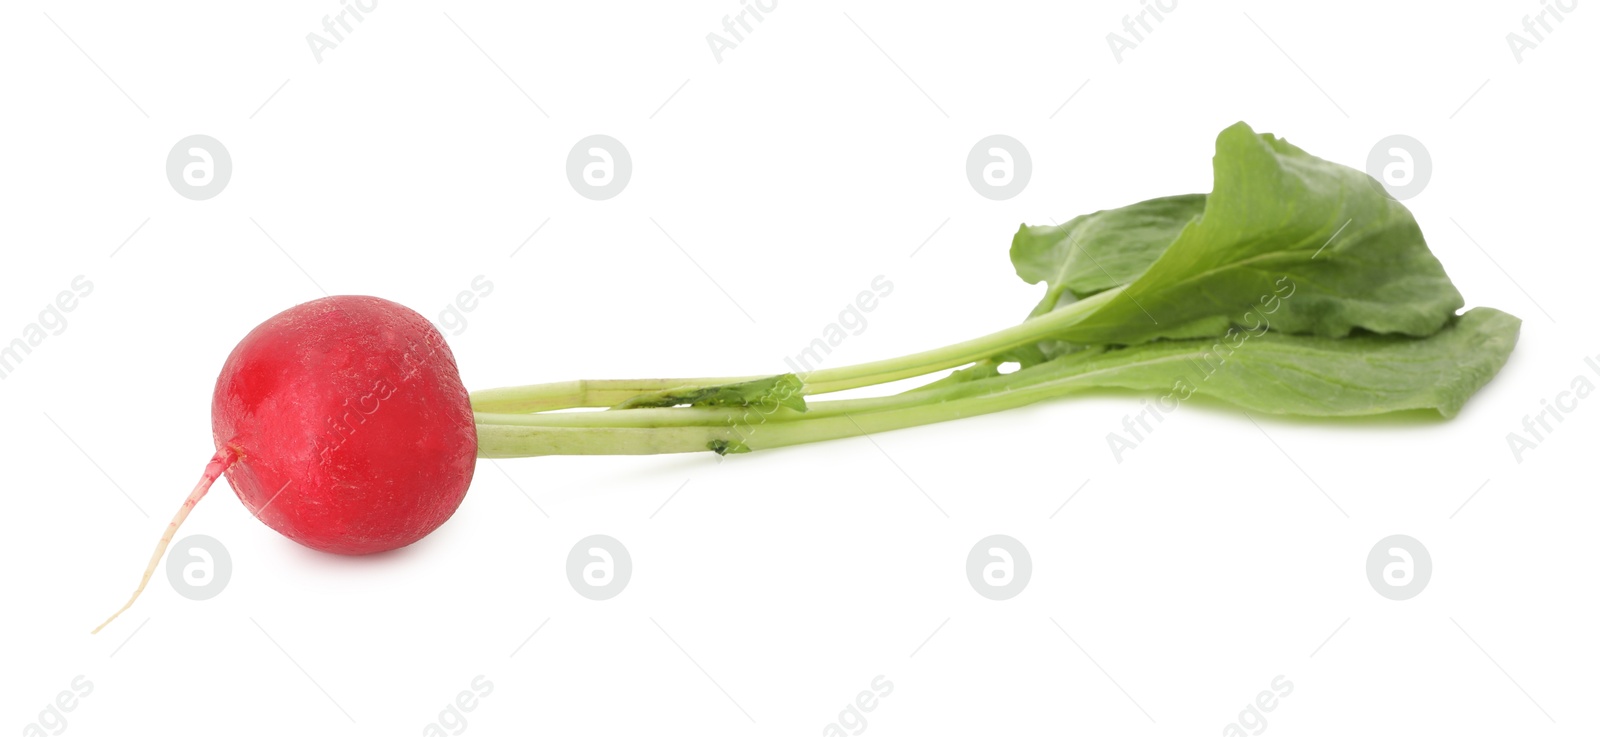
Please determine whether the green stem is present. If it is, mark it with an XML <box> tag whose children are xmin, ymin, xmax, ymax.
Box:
<box><xmin>470</xmin><ymin>377</ymin><xmax>763</xmax><ymax>413</ymax></box>
<box><xmin>797</xmin><ymin>286</ymin><xmax>1117</xmax><ymax>393</ymax></box>
<box><xmin>476</xmin><ymin>387</ymin><xmax>1061</xmax><ymax>457</ymax></box>
<box><xmin>475</xmin><ymin>341</ymin><xmax>1194</xmax><ymax>458</ymax></box>
<box><xmin>469</xmin><ymin>286</ymin><xmax>1119</xmax><ymax>413</ymax></box>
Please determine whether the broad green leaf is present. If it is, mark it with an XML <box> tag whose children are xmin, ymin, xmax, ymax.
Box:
<box><xmin>1015</xmin><ymin>307</ymin><xmax>1520</xmax><ymax>418</ymax></box>
<box><xmin>1026</xmin><ymin>122</ymin><xmax>1465</xmax><ymax>346</ymax></box>
<box><xmin>1011</xmin><ymin>193</ymin><xmax>1205</xmax><ymax>317</ymax></box>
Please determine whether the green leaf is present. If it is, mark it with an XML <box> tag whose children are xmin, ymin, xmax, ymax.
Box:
<box><xmin>1013</xmin><ymin>307</ymin><xmax>1520</xmax><ymax>418</ymax></box>
<box><xmin>1011</xmin><ymin>193</ymin><xmax>1205</xmax><ymax>317</ymax></box>
<box><xmin>1022</xmin><ymin>122</ymin><xmax>1466</xmax><ymax>346</ymax></box>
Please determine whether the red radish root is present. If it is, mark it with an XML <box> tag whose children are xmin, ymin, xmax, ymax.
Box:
<box><xmin>94</xmin><ymin>297</ymin><xmax>477</xmax><ymax>632</ymax></box>
<box><xmin>93</xmin><ymin>448</ymin><xmax>236</xmax><ymax>633</ymax></box>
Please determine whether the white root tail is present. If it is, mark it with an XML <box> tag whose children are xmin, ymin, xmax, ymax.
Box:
<box><xmin>92</xmin><ymin>448</ymin><xmax>237</xmax><ymax>634</ymax></box>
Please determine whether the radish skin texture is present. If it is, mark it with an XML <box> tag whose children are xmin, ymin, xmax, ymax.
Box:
<box><xmin>212</xmin><ymin>296</ymin><xmax>477</xmax><ymax>555</ymax></box>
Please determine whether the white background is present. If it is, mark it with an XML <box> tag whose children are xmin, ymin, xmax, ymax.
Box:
<box><xmin>2</xmin><ymin>1</ymin><xmax>1595</xmax><ymax>735</ymax></box>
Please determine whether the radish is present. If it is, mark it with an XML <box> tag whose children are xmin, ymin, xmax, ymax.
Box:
<box><xmin>94</xmin><ymin>296</ymin><xmax>476</xmax><ymax>633</ymax></box>
<box><xmin>94</xmin><ymin>122</ymin><xmax>1520</xmax><ymax>633</ymax></box>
